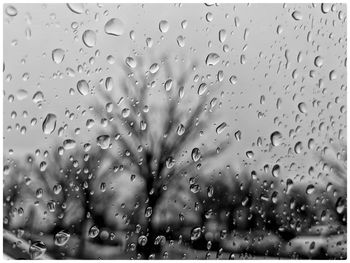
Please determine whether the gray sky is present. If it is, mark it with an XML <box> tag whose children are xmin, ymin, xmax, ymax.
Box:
<box><xmin>3</xmin><ymin>3</ymin><xmax>347</xmax><ymax>180</ymax></box>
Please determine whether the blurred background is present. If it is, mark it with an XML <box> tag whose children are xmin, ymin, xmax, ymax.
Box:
<box><xmin>3</xmin><ymin>3</ymin><xmax>347</xmax><ymax>259</ymax></box>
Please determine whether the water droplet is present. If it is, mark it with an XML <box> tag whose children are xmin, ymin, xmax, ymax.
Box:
<box><xmin>82</xmin><ymin>30</ymin><xmax>96</xmax><ymax>48</ymax></box>
<box><xmin>42</xmin><ymin>113</ymin><xmax>57</xmax><ymax>135</ymax></box>
<box><xmin>270</xmin><ymin>131</ymin><xmax>282</xmax><ymax>146</ymax></box>
<box><xmin>6</xmin><ymin>5</ymin><xmax>18</xmax><ymax>17</ymax></box>
<box><xmin>291</xmin><ymin>11</ymin><xmax>303</xmax><ymax>21</ymax></box>
<box><xmin>306</xmin><ymin>184</ymin><xmax>315</xmax><ymax>195</ymax></box>
<box><xmin>197</xmin><ymin>83</ymin><xmax>207</xmax><ymax>96</ymax></box>
<box><xmin>145</xmin><ymin>206</ymin><xmax>153</xmax><ymax>217</ymax></box>
<box><xmin>246</xmin><ymin>151</ymin><xmax>254</xmax><ymax>158</ymax></box>
<box><xmin>298</xmin><ymin>102</ymin><xmax>307</xmax><ymax>113</ymax></box>
<box><xmin>97</xmin><ymin>135</ymin><xmax>110</xmax><ymax>149</ymax></box>
<box><xmin>77</xmin><ymin>80</ymin><xmax>89</xmax><ymax>96</ymax></box>
<box><xmin>88</xmin><ymin>225</ymin><xmax>100</xmax><ymax>238</ymax></box>
<box><xmin>176</xmin><ymin>35</ymin><xmax>185</xmax><ymax>47</ymax></box>
<box><xmin>16</xmin><ymin>89</ymin><xmax>28</xmax><ymax>100</ymax></box>
<box><xmin>125</xmin><ymin>57</ymin><xmax>137</xmax><ymax>68</ymax></box>
<box><xmin>216</xmin><ymin>122</ymin><xmax>227</xmax><ymax>134</ymax></box>
<box><xmin>191</xmin><ymin>148</ymin><xmax>201</xmax><ymax>162</ymax></box>
<box><xmin>219</xmin><ymin>29</ymin><xmax>227</xmax><ymax>43</ymax></box>
<box><xmin>164</xmin><ymin>79</ymin><xmax>173</xmax><ymax>91</ymax></box>
<box><xmin>177</xmin><ymin>124</ymin><xmax>185</xmax><ymax>136</ymax></box>
<box><xmin>105</xmin><ymin>77</ymin><xmax>114</xmax><ymax>91</ymax></box>
<box><xmin>104</xmin><ymin>18</ymin><xmax>124</xmax><ymax>36</ymax></box>
<box><xmin>32</xmin><ymin>91</ymin><xmax>44</xmax><ymax>104</ymax></box>
<box><xmin>149</xmin><ymin>63</ymin><xmax>159</xmax><ymax>74</ymax></box>
<box><xmin>294</xmin><ymin>141</ymin><xmax>303</xmax><ymax>154</ymax></box>
<box><xmin>207</xmin><ymin>185</ymin><xmax>214</xmax><ymax>198</ymax></box>
<box><xmin>234</xmin><ymin>130</ymin><xmax>241</xmax><ymax>141</ymax></box>
<box><xmin>314</xmin><ymin>56</ymin><xmax>323</xmax><ymax>67</ymax></box>
<box><xmin>166</xmin><ymin>156</ymin><xmax>175</xmax><ymax>169</ymax></box>
<box><xmin>67</xmin><ymin>3</ymin><xmax>84</xmax><ymax>14</ymax></box>
<box><xmin>54</xmin><ymin>230</ymin><xmax>70</xmax><ymax>246</ymax></box>
<box><xmin>63</xmin><ymin>139</ymin><xmax>76</xmax><ymax>150</ymax></box>
<box><xmin>321</xmin><ymin>3</ymin><xmax>331</xmax><ymax>14</ymax></box>
<box><xmin>29</xmin><ymin>241</ymin><xmax>47</xmax><ymax>259</ymax></box>
<box><xmin>329</xmin><ymin>70</ymin><xmax>337</xmax><ymax>80</ymax></box>
<box><xmin>205</xmin><ymin>53</ymin><xmax>220</xmax><ymax>66</ymax></box>
<box><xmin>122</xmin><ymin>108</ymin><xmax>130</xmax><ymax>118</ymax></box>
<box><xmin>159</xmin><ymin>20</ymin><xmax>169</xmax><ymax>33</ymax></box>
<box><xmin>336</xmin><ymin>197</ymin><xmax>345</xmax><ymax>214</ymax></box>
<box><xmin>272</xmin><ymin>164</ymin><xmax>280</xmax><ymax>177</ymax></box>
<box><xmin>52</xmin><ymin>48</ymin><xmax>65</xmax><ymax>64</ymax></box>
<box><xmin>138</xmin><ymin>235</ymin><xmax>148</xmax><ymax>246</ymax></box>
<box><xmin>190</xmin><ymin>227</ymin><xmax>202</xmax><ymax>241</ymax></box>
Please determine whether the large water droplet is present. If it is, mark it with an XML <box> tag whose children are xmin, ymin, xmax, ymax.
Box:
<box><xmin>97</xmin><ymin>135</ymin><xmax>110</xmax><ymax>149</ymax></box>
<box><xmin>63</xmin><ymin>139</ymin><xmax>76</xmax><ymax>150</ymax></box>
<box><xmin>314</xmin><ymin>56</ymin><xmax>323</xmax><ymax>67</ymax></box>
<box><xmin>32</xmin><ymin>91</ymin><xmax>44</xmax><ymax>104</ymax></box>
<box><xmin>54</xmin><ymin>230</ymin><xmax>70</xmax><ymax>246</ymax></box>
<box><xmin>42</xmin><ymin>113</ymin><xmax>57</xmax><ymax>135</ymax></box>
<box><xmin>159</xmin><ymin>20</ymin><xmax>169</xmax><ymax>33</ymax></box>
<box><xmin>294</xmin><ymin>141</ymin><xmax>303</xmax><ymax>154</ymax></box>
<box><xmin>197</xmin><ymin>83</ymin><xmax>207</xmax><ymax>96</ymax></box>
<box><xmin>105</xmin><ymin>77</ymin><xmax>114</xmax><ymax>91</ymax></box>
<box><xmin>191</xmin><ymin>148</ymin><xmax>201</xmax><ymax>162</ymax></box>
<box><xmin>52</xmin><ymin>48</ymin><xmax>65</xmax><ymax>64</ymax></box>
<box><xmin>138</xmin><ymin>235</ymin><xmax>148</xmax><ymax>246</ymax></box>
<box><xmin>190</xmin><ymin>227</ymin><xmax>202</xmax><ymax>241</ymax></box>
<box><xmin>321</xmin><ymin>3</ymin><xmax>331</xmax><ymax>14</ymax></box>
<box><xmin>306</xmin><ymin>184</ymin><xmax>315</xmax><ymax>195</ymax></box>
<box><xmin>125</xmin><ymin>57</ymin><xmax>137</xmax><ymax>68</ymax></box>
<box><xmin>82</xmin><ymin>30</ymin><xmax>96</xmax><ymax>48</ymax></box>
<box><xmin>88</xmin><ymin>225</ymin><xmax>100</xmax><ymax>238</ymax></box>
<box><xmin>6</xmin><ymin>5</ymin><xmax>18</xmax><ymax>17</ymax></box>
<box><xmin>29</xmin><ymin>241</ymin><xmax>47</xmax><ymax>259</ymax></box>
<box><xmin>77</xmin><ymin>80</ymin><xmax>89</xmax><ymax>96</ymax></box>
<box><xmin>219</xmin><ymin>29</ymin><xmax>227</xmax><ymax>43</ymax></box>
<box><xmin>291</xmin><ymin>11</ymin><xmax>303</xmax><ymax>21</ymax></box>
<box><xmin>164</xmin><ymin>79</ymin><xmax>173</xmax><ymax>91</ymax></box>
<box><xmin>149</xmin><ymin>63</ymin><xmax>159</xmax><ymax>74</ymax></box>
<box><xmin>205</xmin><ymin>53</ymin><xmax>220</xmax><ymax>66</ymax></box>
<box><xmin>270</xmin><ymin>131</ymin><xmax>282</xmax><ymax>146</ymax></box>
<box><xmin>272</xmin><ymin>164</ymin><xmax>280</xmax><ymax>177</ymax></box>
<box><xmin>67</xmin><ymin>3</ymin><xmax>84</xmax><ymax>14</ymax></box>
<box><xmin>298</xmin><ymin>102</ymin><xmax>307</xmax><ymax>113</ymax></box>
<box><xmin>104</xmin><ymin>18</ymin><xmax>124</xmax><ymax>36</ymax></box>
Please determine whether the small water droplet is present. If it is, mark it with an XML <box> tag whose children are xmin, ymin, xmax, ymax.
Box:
<box><xmin>63</xmin><ymin>139</ymin><xmax>76</xmax><ymax>150</ymax></box>
<box><xmin>291</xmin><ymin>11</ymin><xmax>303</xmax><ymax>21</ymax></box>
<box><xmin>190</xmin><ymin>227</ymin><xmax>202</xmax><ymax>241</ymax></box>
<box><xmin>270</xmin><ymin>131</ymin><xmax>282</xmax><ymax>146</ymax></box>
<box><xmin>29</xmin><ymin>241</ymin><xmax>47</xmax><ymax>259</ymax></box>
<box><xmin>149</xmin><ymin>63</ymin><xmax>159</xmax><ymax>74</ymax></box>
<box><xmin>164</xmin><ymin>79</ymin><xmax>173</xmax><ymax>91</ymax></box>
<box><xmin>88</xmin><ymin>225</ymin><xmax>100</xmax><ymax>238</ymax></box>
<box><xmin>298</xmin><ymin>102</ymin><xmax>307</xmax><ymax>113</ymax></box>
<box><xmin>67</xmin><ymin>3</ymin><xmax>84</xmax><ymax>14</ymax></box>
<box><xmin>272</xmin><ymin>164</ymin><xmax>280</xmax><ymax>177</ymax></box>
<box><xmin>6</xmin><ymin>5</ymin><xmax>17</xmax><ymax>17</ymax></box>
<box><xmin>125</xmin><ymin>57</ymin><xmax>137</xmax><ymax>68</ymax></box>
<box><xmin>306</xmin><ymin>184</ymin><xmax>315</xmax><ymax>195</ymax></box>
<box><xmin>197</xmin><ymin>83</ymin><xmax>207</xmax><ymax>96</ymax></box>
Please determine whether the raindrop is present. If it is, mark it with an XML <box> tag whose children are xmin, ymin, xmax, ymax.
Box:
<box><xmin>219</xmin><ymin>29</ymin><xmax>227</xmax><ymax>43</ymax></box>
<box><xmin>125</xmin><ymin>57</ymin><xmax>137</xmax><ymax>68</ymax></box>
<box><xmin>246</xmin><ymin>151</ymin><xmax>254</xmax><ymax>158</ymax></box>
<box><xmin>190</xmin><ymin>227</ymin><xmax>202</xmax><ymax>241</ymax></box>
<box><xmin>104</xmin><ymin>18</ymin><xmax>124</xmax><ymax>36</ymax></box>
<box><xmin>197</xmin><ymin>83</ymin><xmax>207</xmax><ymax>96</ymax></box>
<box><xmin>321</xmin><ymin>3</ymin><xmax>331</xmax><ymax>14</ymax></box>
<box><xmin>298</xmin><ymin>102</ymin><xmax>307</xmax><ymax>113</ymax></box>
<box><xmin>67</xmin><ymin>3</ymin><xmax>84</xmax><ymax>14</ymax></box>
<box><xmin>272</xmin><ymin>164</ymin><xmax>280</xmax><ymax>177</ymax></box>
<box><xmin>166</xmin><ymin>157</ymin><xmax>175</xmax><ymax>169</ymax></box>
<box><xmin>138</xmin><ymin>235</ymin><xmax>148</xmax><ymax>246</ymax></box>
<box><xmin>234</xmin><ymin>130</ymin><xmax>241</xmax><ymax>141</ymax></box>
<box><xmin>164</xmin><ymin>79</ymin><xmax>173</xmax><ymax>91</ymax></box>
<box><xmin>29</xmin><ymin>241</ymin><xmax>47</xmax><ymax>259</ymax></box>
<box><xmin>105</xmin><ymin>77</ymin><xmax>114</xmax><ymax>91</ymax></box>
<box><xmin>306</xmin><ymin>184</ymin><xmax>315</xmax><ymax>195</ymax></box>
<box><xmin>32</xmin><ymin>91</ymin><xmax>44</xmax><ymax>104</ymax></box>
<box><xmin>205</xmin><ymin>53</ymin><xmax>220</xmax><ymax>66</ymax></box>
<box><xmin>314</xmin><ymin>56</ymin><xmax>323</xmax><ymax>67</ymax></box>
<box><xmin>63</xmin><ymin>139</ymin><xmax>76</xmax><ymax>150</ymax></box>
<box><xmin>270</xmin><ymin>131</ymin><xmax>282</xmax><ymax>146</ymax></box>
<box><xmin>177</xmin><ymin>124</ymin><xmax>185</xmax><ymax>136</ymax></box>
<box><xmin>42</xmin><ymin>113</ymin><xmax>57</xmax><ymax>135</ymax></box>
<box><xmin>77</xmin><ymin>80</ymin><xmax>89</xmax><ymax>96</ymax></box>
<box><xmin>88</xmin><ymin>225</ymin><xmax>100</xmax><ymax>238</ymax></box>
<box><xmin>52</xmin><ymin>48</ymin><xmax>65</xmax><ymax>64</ymax></box>
<box><xmin>191</xmin><ymin>148</ymin><xmax>201</xmax><ymax>162</ymax></box>
<box><xmin>216</xmin><ymin>122</ymin><xmax>227</xmax><ymax>134</ymax></box>
<box><xmin>149</xmin><ymin>63</ymin><xmax>159</xmax><ymax>74</ymax></box>
<box><xmin>294</xmin><ymin>141</ymin><xmax>302</xmax><ymax>154</ymax></box>
<box><xmin>6</xmin><ymin>5</ymin><xmax>18</xmax><ymax>16</ymax></box>
<box><xmin>82</xmin><ymin>30</ymin><xmax>96</xmax><ymax>48</ymax></box>
<box><xmin>159</xmin><ymin>20</ymin><xmax>169</xmax><ymax>33</ymax></box>
<box><xmin>97</xmin><ymin>135</ymin><xmax>110</xmax><ymax>149</ymax></box>
<box><xmin>54</xmin><ymin>230</ymin><xmax>70</xmax><ymax>246</ymax></box>
<box><xmin>176</xmin><ymin>35</ymin><xmax>185</xmax><ymax>47</ymax></box>
<box><xmin>145</xmin><ymin>206</ymin><xmax>153</xmax><ymax>217</ymax></box>
<box><xmin>291</xmin><ymin>11</ymin><xmax>303</xmax><ymax>21</ymax></box>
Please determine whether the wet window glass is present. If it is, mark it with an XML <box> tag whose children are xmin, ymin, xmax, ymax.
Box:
<box><xmin>3</xmin><ymin>3</ymin><xmax>347</xmax><ymax>260</ymax></box>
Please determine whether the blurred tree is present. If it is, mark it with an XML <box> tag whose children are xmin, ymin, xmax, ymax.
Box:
<box><xmin>93</xmin><ymin>55</ymin><xmax>228</xmax><ymax>258</ymax></box>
